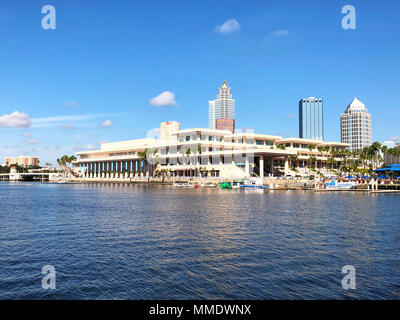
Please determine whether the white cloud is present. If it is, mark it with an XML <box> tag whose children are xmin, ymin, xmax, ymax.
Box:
<box><xmin>31</xmin><ymin>113</ymin><xmax>117</xmax><ymax>128</ymax></box>
<box><xmin>87</xmin><ymin>144</ymin><xmax>96</xmax><ymax>150</ymax></box>
<box><xmin>273</xmin><ymin>30</ymin><xmax>289</xmax><ymax>37</ymax></box>
<box><xmin>150</xmin><ymin>91</ymin><xmax>178</xmax><ymax>107</ymax></box>
<box><xmin>22</xmin><ymin>132</ymin><xmax>32</xmax><ymax>137</ymax></box>
<box><xmin>286</xmin><ymin>113</ymin><xmax>296</xmax><ymax>120</ymax></box>
<box><xmin>101</xmin><ymin>120</ymin><xmax>114</xmax><ymax>127</ymax></box>
<box><xmin>33</xmin><ymin>114</ymin><xmax>92</xmax><ymax>124</ymax></box>
<box><xmin>0</xmin><ymin>111</ymin><xmax>32</xmax><ymax>128</ymax></box>
<box><xmin>263</xmin><ymin>30</ymin><xmax>290</xmax><ymax>44</ymax></box>
<box><xmin>26</xmin><ymin>139</ymin><xmax>39</xmax><ymax>144</ymax></box>
<box><xmin>389</xmin><ymin>136</ymin><xmax>400</xmax><ymax>142</ymax></box>
<box><xmin>64</xmin><ymin>101</ymin><xmax>78</xmax><ymax>107</ymax></box>
<box><xmin>97</xmin><ymin>140</ymin><xmax>109</xmax><ymax>145</ymax></box>
<box><xmin>146</xmin><ymin>128</ymin><xmax>161</xmax><ymax>140</ymax></box>
<box><xmin>60</xmin><ymin>123</ymin><xmax>75</xmax><ymax>130</ymax></box>
<box><xmin>214</xmin><ymin>19</ymin><xmax>241</xmax><ymax>34</ymax></box>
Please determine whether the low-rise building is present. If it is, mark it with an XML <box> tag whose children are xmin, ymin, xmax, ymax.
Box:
<box><xmin>383</xmin><ymin>143</ymin><xmax>400</xmax><ymax>166</ymax></box>
<box><xmin>73</xmin><ymin>122</ymin><xmax>349</xmax><ymax>180</ymax></box>
<box><xmin>5</xmin><ymin>156</ymin><xmax>39</xmax><ymax>168</ymax></box>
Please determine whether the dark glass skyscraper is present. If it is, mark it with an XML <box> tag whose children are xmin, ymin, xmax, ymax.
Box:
<box><xmin>299</xmin><ymin>97</ymin><xmax>324</xmax><ymax>141</ymax></box>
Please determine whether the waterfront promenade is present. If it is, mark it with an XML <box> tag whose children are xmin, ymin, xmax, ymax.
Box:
<box><xmin>57</xmin><ymin>175</ymin><xmax>400</xmax><ymax>192</ymax></box>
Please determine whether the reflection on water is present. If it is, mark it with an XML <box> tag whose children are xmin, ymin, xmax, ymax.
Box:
<box><xmin>0</xmin><ymin>182</ymin><xmax>399</xmax><ymax>299</ymax></box>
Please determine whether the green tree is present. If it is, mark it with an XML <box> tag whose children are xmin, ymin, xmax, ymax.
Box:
<box><xmin>307</xmin><ymin>144</ymin><xmax>315</xmax><ymax>152</ymax></box>
<box><xmin>277</xmin><ymin>144</ymin><xmax>286</xmax><ymax>150</ymax></box>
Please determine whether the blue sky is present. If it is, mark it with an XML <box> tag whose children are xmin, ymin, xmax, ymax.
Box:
<box><xmin>1</xmin><ymin>0</ymin><xmax>400</xmax><ymax>165</ymax></box>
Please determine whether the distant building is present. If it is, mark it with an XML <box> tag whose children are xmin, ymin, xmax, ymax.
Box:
<box><xmin>383</xmin><ymin>142</ymin><xmax>400</xmax><ymax>166</ymax></box>
<box><xmin>160</xmin><ymin>121</ymin><xmax>181</xmax><ymax>142</ymax></box>
<box><xmin>5</xmin><ymin>156</ymin><xmax>39</xmax><ymax>167</ymax></box>
<box><xmin>208</xmin><ymin>100</ymin><xmax>216</xmax><ymax>130</ymax></box>
<box><xmin>208</xmin><ymin>81</ymin><xmax>235</xmax><ymax>129</ymax></box>
<box><xmin>382</xmin><ymin>140</ymin><xmax>396</xmax><ymax>149</ymax></box>
<box><xmin>216</xmin><ymin>119</ymin><xmax>235</xmax><ymax>134</ymax></box>
<box><xmin>340</xmin><ymin>97</ymin><xmax>372</xmax><ymax>150</ymax></box>
<box><xmin>299</xmin><ymin>97</ymin><xmax>324</xmax><ymax>141</ymax></box>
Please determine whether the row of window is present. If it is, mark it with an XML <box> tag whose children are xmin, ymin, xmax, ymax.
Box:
<box><xmin>178</xmin><ymin>135</ymin><xmax>224</xmax><ymax>142</ymax></box>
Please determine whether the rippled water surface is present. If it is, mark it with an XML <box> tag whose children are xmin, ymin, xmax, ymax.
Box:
<box><xmin>0</xmin><ymin>182</ymin><xmax>399</xmax><ymax>299</ymax></box>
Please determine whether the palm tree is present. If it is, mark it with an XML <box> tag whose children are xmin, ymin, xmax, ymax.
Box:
<box><xmin>289</xmin><ymin>155</ymin><xmax>297</xmax><ymax>168</ymax></box>
<box><xmin>327</xmin><ymin>157</ymin><xmax>336</xmax><ymax>170</ymax></box>
<box><xmin>277</xmin><ymin>144</ymin><xmax>286</xmax><ymax>150</ymax></box>
<box><xmin>367</xmin><ymin>141</ymin><xmax>382</xmax><ymax>169</ymax></box>
<box><xmin>196</xmin><ymin>145</ymin><xmax>203</xmax><ymax>166</ymax></box>
<box><xmin>56</xmin><ymin>154</ymin><xmax>76</xmax><ymax>178</ymax></box>
<box><xmin>308</xmin><ymin>156</ymin><xmax>317</xmax><ymax>169</ymax></box>
<box><xmin>138</xmin><ymin>149</ymin><xmax>148</xmax><ymax>176</ymax></box>
<box><xmin>199</xmin><ymin>167</ymin><xmax>210</xmax><ymax>178</ymax></box>
<box><xmin>146</xmin><ymin>148</ymin><xmax>159</xmax><ymax>177</ymax></box>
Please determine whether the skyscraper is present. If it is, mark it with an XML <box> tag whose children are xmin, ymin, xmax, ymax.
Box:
<box><xmin>208</xmin><ymin>81</ymin><xmax>235</xmax><ymax>129</ymax></box>
<box><xmin>299</xmin><ymin>97</ymin><xmax>324</xmax><ymax>141</ymax></box>
<box><xmin>208</xmin><ymin>100</ymin><xmax>216</xmax><ymax>129</ymax></box>
<box><xmin>340</xmin><ymin>97</ymin><xmax>372</xmax><ymax>150</ymax></box>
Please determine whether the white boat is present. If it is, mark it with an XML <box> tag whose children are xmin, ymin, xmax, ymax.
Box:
<box><xmin>325</xmin><ymin>180</ymin><xmax>357</xmax><ymax>190</ymax></box>
<box><xmin>203</xmin><ymin>183</ymin><xmax>217</xmax><ymax>188</ymax></box>
<box><xmin>231</xmin><ymin>181</ymin><xmax>243</xmax><ymax>189</ymax></box>
<box><xmin>242</xmin><ymin>178</ymin><xmax>268</xmax><ymax>189</ymax></box>
<box><xmin>173</xmin><ymin>181</ymin><xmax>191</xmax><ymax>187</ymax></box>
<box><xmin>173</xmin><ymin>181</ymin><xmax>200</xmax><ymax>187</ymax></box>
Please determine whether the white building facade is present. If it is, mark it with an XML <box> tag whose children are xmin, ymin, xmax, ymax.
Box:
<box><xmin>73</xmin><ymin>122</ymin><xmax>349</xmax><ymax>180</ymax></box>
<box><xmin>340</xmin><ymin>97</ymin><xmax>372</xmax><ymax>150</ymax></box>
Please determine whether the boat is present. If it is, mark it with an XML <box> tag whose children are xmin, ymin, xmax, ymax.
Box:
<box><xmin>231</xmin><ymin>181</ymin><xmax>242</xmax><ymax>189</ymax></box>
<box><xmin>219</xmin><ymin>182</ymin><xmax>232</xmax><ymax>189</ymax></box>
<box><xmin>173</xmin><ymin>181</ymin><xmax>191</xmax><ymax>187</ymax></box>
<box><xmin>324</xmin><ymin>180</ymin><xmax>357</xmax><ymax>190</ymax></box>
<box><xmin>241</xmin><ymin>184</ymin><xmax>269</xmax><ymax>190</ymax></box>
<box><xmin>202</xmin><ymin>182</ymin><xmax>217</xmax><ymax>188</ymax></box>
<box><xmin>241</xmin><ymin>178</ymin><xmax>268</xmax><ymax>189</ymax></box>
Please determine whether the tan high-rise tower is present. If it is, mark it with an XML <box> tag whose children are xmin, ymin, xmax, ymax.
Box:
<box><xmin>340</xmin><ymin>97</ymin><xmax>372</xmax><ymax>150</ymax></box>
<box><xmin>208</xmin><ymin>81</ymin><xmax>235</xmax><ymax>130</ymax></box>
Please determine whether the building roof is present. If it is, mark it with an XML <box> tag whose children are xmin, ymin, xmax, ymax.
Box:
<box><xmin>226</xmin><ymin>133</ymin><xmax>282</xmax><ymax>140</ymax></box>
<box><xmin>173</xmin><ymin>128</ymin><xmax>232</xmax><ymax>135</ymax></box>
<box><xmin>75</xmin><ymin>138</ymin><xmax>157</xmax><ymax>155</ymax></box>
<box><xmin>345</xmin><ymin>97</ymin><xmax>367</xmax><ymax>112</ymax></box>
<box><xmin>220</xmin><ymin>80</ymin><xmax>229</xmax><ymax>89</ymax></box>
<box><xmin>276</xmin><ymin>138</ymin><xmax>322</xmax><ymax>144</ymax></box>
<box><xmin>321</xmin><ymin>141</ymin><xmax>351</xmax><ymax>147</ymax></box>
<box><xmin>375</xmin><ymin>165</ymin><xmax>400</xmax><ymax>172</ymax></box>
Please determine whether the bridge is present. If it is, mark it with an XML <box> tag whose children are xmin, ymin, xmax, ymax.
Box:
<box><xmin>0</xmin><ymin>172</ymin><xmax>57</xmax><ymax>182</ymax></box>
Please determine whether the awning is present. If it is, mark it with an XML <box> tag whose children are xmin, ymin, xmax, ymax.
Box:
<box><xmin>375</xmin><ymin>167</ymin><xmax>400</xmax><ymax>172</ymax></box>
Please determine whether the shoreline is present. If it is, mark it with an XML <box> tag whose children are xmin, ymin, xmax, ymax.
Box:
<box><xmin>3</xmin><ymin>179</ymin><xmax>400</xmax><ymax>193</ymax></box>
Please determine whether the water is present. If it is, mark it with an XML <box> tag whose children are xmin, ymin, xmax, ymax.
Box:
<box><xmin>0</xmin><ymin>182</ymin><xmax>399</xmax><ymax>300</ymax></box>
